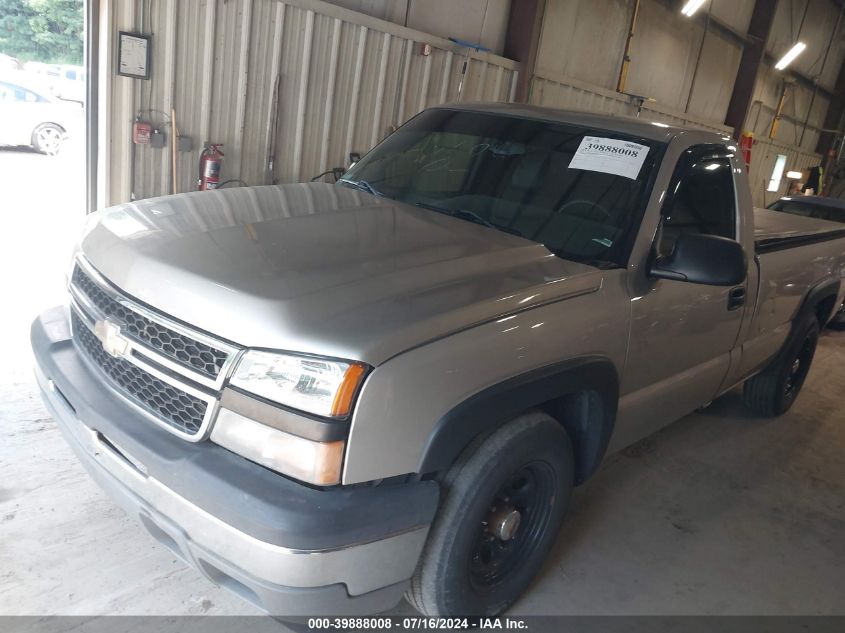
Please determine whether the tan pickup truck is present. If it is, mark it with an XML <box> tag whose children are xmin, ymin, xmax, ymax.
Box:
<box><xmin>32</xmin><ymin>104</ymin><xmax>845</xmax><ymax>617</ymax></box>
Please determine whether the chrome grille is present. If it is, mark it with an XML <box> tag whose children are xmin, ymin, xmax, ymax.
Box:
<box><xmin>67</xmin><ymin>257</ymin><xmax>240</xmax><ymax>440</ymax></box>
<box><xmin>71</xmin><ymin>266</ymin><xmax>228</xmax><ymax>379</ymax></box>
<box><xmin>71</xmin><ymin>311</ymin><xmax>207</xmax><ymax>435</ymax></box>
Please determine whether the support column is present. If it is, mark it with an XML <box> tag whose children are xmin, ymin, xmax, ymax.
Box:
<box><xmin>724</xmin><ymin>0</ymin><xmax>779</xmax><ymax>139</ymax></box>
<box><xmin>85</xmin><ymin>0</ymin><xmax>100</xmax><ymax>212</ymax></box>
<box><xmin>815</xmin><ymin>58</ymin><xmax>845</xmax><ymax>158</ymax></box>
<box><xmin>503</xmin><ymin>0</ymin><xmax>546</xmax><ymax>103</ymax></box>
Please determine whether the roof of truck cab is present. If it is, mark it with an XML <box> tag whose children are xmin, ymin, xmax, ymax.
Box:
<box><xmin>430</xmin><ymin>102</ymin><xmax>731</xmax><ymax>144</ymax></box>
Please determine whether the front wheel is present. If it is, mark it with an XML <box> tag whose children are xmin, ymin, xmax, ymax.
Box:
<box><xmin>406</xmin><ymin>412</ymin><xmax>574</xmax><ymax>616</ymax></box>
<box><xmin>32</xmin><ymin>123</ymin><xmax>66</xmax><ymax>155</ymax></box>
<box><xmin>743</xmin><ymin>313</ymin><xmax>819</xmax><ymax>416</ymax></box>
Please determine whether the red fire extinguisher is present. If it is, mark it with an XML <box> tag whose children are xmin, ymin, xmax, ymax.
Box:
<box><xmin>739</xmin><ymin>132</ymin><xmax>753</xmax><ymax>170</ymax></box>
<box><xmin>198</xmin><ymin>144</ymin><xmax>224</xmax><ymax>190</ymax></box>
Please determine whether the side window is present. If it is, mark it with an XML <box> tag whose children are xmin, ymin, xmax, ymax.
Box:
<box><xmin>658</xmin><ymin>147</ymin><xmax>737</xmax><ymax>255</ymax></box>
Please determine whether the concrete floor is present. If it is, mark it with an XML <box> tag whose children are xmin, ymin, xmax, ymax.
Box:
<box><xmin>1</xmin><ymin>147</ymin><xmax>844</xmax><ymax>617</ymax></box>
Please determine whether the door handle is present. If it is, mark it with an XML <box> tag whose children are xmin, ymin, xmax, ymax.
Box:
<box><xmin>728</xmin><ymin>287</ymin><xmax>746</xmax><ymax>311</ymax></box>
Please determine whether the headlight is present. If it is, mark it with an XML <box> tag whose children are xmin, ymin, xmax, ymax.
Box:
<box><xmin>230</xmin><ymin>350</ymin><xmax>368</xmax><ymax>418</ymax></box>
<box><xmin>210</xmin><ymin>409</ymin><xmax>344</xmax><ymax>485</ymax></box>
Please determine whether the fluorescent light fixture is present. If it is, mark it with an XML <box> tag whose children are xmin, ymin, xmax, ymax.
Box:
<box><xmin>768</xmin><ymin>154</ymin><xmax>787</xmax><ymax>192</ymax></box>
<box><xmin>774</xmin><ymin>42</ymin><xmax>806</xmax><ymax>70</ymax></box>
<box><xmin>681</xmin><ymin>0</ymin><xmax>707</xmax><ymax>16</ymax></box>
<box><xmin>786</xmin><ymin>170</ymin><xmax>803</xmax><ymax>180</ymax></box>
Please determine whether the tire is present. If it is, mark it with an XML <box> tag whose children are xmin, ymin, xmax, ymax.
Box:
<box><xmin>743</xmin><ymin>313</ymin><xmax>819</xmax><ymax>417</ymax></box>
<box><xmin>829</xmin><ymin>304</ymin><xmax>845</xmax><ymax>331</ymax></box>
<box><xmin>31</xmin><ymin>123</ymin><xmax>65</xmax><ymax>155</ymax></box>
<box><xmin>406</xmin><ymin>411</ymin><xmax>574</xmax><ymax>616</ymax></box>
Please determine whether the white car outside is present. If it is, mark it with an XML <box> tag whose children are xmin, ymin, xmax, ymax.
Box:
<box><xmin>0</xmin><ymin>76</ymin><xmax>82</xmax><ymax>154</ymax></box>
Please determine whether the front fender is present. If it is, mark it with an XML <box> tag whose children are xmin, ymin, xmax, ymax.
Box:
<box><xmin>417</xmin><ymin>357</ymin><xmax>619</xmax><ymax>482</ymax></box>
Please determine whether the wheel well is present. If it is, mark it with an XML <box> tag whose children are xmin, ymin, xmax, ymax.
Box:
<box><xmin>540</xmin><ymin>390</ymin><xmax>608</xmax><ymax>485</ymax></box>
<box><xmin>33</xmin><ymin>122</ymin><xmax>67</xmax><ymax>135</ymax></box>
<box><xmin>815</xmin><ymin>295</ymin><xmax>838</xmax><ymax>326</ymax></box>
<box><xmin>416</xmin><ymin>358</ymin><xmax>618</xmax><ymax>485</ymax></box>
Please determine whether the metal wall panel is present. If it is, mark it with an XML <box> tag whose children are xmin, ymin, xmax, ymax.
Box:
<box><xmin>534</xmin><ymin>0</ymin><xmax>746</xmax><ymax>125</ymax></box>
<box><xmin>749</xmin><ymin>62</ymin><xmax>831</xmax><ymax>153</ymax></box>
<box><xmin>529</xmin><ymin>70</ymin><xmax>734</xmax><ymax>134</ymax></box>
<box><xmin>101</xmin><ymin>0</ymin><xmax>835</xmax><ymax>209</ymax></box>
<box><xmin>767</xmin><ymin>0</ymin><xmax>844</xmax><ymax>90</ymax></box>
<box><xmin>747</xmin><ymin>137</ymin><xmax>821</xmax><ymax>207</ymax></box>
<box><xmin>102</xmin><ymin>0</ymin><xmax>518</xmax><ymax>204</ymax></box>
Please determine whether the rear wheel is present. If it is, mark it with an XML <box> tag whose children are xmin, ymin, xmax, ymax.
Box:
<box><xmin>32</xmin><ymin>123</ymin><xmax>65</xmax><ymax>155</ymax></box>
<box><xmin>406</xmin><ymin>411</ymin><xmax>574</xmax><ymax>616</ymax></box>
<box><xmin>829</xmin><ymin>303</ymin><xmax>845</xmax><ymax>330</ymax></box>
<box><xmin>743</xmin><ymin>313</ymin><xmax>819</xmax><ymax>416</ymax></box>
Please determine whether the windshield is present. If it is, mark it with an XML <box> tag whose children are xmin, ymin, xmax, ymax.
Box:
<box><xmin>341</xmin><ymin>109</ymin><xmax>661</xmax><ymax>267</ymax></box>
<box><xmin>767</xmin><ymin>199</ymin><xmax>845</xmax><ymax>224</ymax></box>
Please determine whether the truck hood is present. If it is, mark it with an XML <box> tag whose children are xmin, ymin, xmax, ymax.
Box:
<box><xmin>80</xmin><ymin>183</ymin><xmax>602</xmax><ymax>365</ymax></box>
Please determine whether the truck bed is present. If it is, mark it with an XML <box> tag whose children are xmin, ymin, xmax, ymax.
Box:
<box><xmin>754</xmin><ymin>207</ymin><xmax>845</xmax><ymax>253</ymax></box>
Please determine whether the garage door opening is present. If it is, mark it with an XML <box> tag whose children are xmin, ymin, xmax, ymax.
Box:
<box><xmin>0</xmin><ymin>0</ymin><xmax>88</xmax><ymax>372</ymax></box>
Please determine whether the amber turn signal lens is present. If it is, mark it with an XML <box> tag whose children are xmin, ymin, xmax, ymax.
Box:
<box><xmin>330</xmin><ymin>363</ymin><xmax>368</xmax><ymax>417</ymax></box>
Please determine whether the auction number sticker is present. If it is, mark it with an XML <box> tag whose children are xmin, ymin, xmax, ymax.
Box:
<box><xmin>568</xmin><ymin>136</ymin><xmax>649</xmax><ymax>180</ymax></box>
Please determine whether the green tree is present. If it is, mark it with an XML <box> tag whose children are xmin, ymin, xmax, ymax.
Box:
<box><xmin>0</xmin><ymin>0</ymin><xmax>83</xmax><ymax>65</ymax></box>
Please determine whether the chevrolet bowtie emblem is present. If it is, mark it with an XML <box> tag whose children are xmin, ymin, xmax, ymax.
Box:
<box><xmin>93</xmin><ymin>319</ymin><xmax>130</xmax><ymax>358</ymax></box>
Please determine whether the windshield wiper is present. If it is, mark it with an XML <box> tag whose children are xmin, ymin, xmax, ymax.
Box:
<box><xmin>338</xmin><ymin>178</ymin><xmax>382</xmax><ymax>197</ymax></box>
<box><xmin>414</xmin><ymin>202</ymin><xmax>524</xmax><ymax>237</ymax></box>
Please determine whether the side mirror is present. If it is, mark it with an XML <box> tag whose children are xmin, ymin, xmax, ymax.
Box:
<box><xmin>650</xmin><ymin>233</ymin><xmax>746</xmax><ymax>286</ymax></box>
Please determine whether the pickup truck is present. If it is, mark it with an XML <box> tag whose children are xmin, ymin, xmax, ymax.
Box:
<box><xmin>32</xmin><ymin>104</ymin><xmax>845</xmax><ymax>617</ymax></box>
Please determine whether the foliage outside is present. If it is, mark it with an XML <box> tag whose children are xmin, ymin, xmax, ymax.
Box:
<box><xmin>0</xmin><ymin>0</ymin><xmax>83</xmax><ymax>65</ymax></box>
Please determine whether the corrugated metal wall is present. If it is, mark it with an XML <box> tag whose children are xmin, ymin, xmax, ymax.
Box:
<box><xmin>747</xmin><ymin>138</ymin><xmax>823</xmax><ymax>208</ymax></box>
<box><xmin>102</xmin><ymin>0</ymin><xmax>519</xmax><ymax>204</ymax></box>
<box><xmin>527</xmin><ymin>0</ymin><xmax>838</xmax><ymax>207</ymax></box>
<box><xmin>533</xmin><ymin>0</ymin><xmax>751</xmax><ymax>128</ymax></box>
<box><xmin>528</xmin><ymin>71</ymin><xmax>733</xmax><ymax>135</ymax></box>
<box><xmin>100</xmin><ymin>0</ymin><xmax>839</xmax><ymax>209</ymax></box>
<box><xmin>752</xmin><ymin>0</ymin><xmax>845</xmax><ymax>153</ymax></box>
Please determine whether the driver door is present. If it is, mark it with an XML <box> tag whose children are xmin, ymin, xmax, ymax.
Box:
<box><xmin>616</xmin><ymin>146</ymin><xmax>747</xmax><ymax>445</ymax></box>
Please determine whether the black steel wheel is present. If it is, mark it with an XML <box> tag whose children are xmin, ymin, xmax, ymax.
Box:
<box><xmin>744</xmin><ymin>313</ymin><xmax>819</xmax><ymax>417</ymax></box>
<box><xmin>406</xmin><ymin>411</ymin><xmax>574</xmax><ymax>616</ymax></box>
<box><xmin>782</xmin><ymin>335</ymin><xmax>814</xmax><ymax>407</ymax></box>
<box><xmin>468</xmin><ymin>462</ymin><xmax>556</xmax><ymax>590</ymax></box>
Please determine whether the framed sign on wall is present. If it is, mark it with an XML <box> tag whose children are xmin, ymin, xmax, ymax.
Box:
<box><xmin>117</xmin><ymin>31</ymin><xmax>151</xmax><ymax>79</ymax></box>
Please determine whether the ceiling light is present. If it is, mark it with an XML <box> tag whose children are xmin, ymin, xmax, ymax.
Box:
<box><xmin>774</xmin><ymin>42</ymin><xmax>806</xmax><ymax>70</ymax></box>
<box><xmin>786</xmin><ymin>171</ymin><xmax>803</xmax><ymax>179</ymax></box>
<box><xmin>681</xmin><ymin>0</ymin><xmax>707</xmax><ymax>16</ymax></box>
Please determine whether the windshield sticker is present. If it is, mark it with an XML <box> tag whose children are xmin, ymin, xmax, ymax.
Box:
<box><xmin>568</xmin><ymin>136</ymin><xmax>649</xmax><ymax>180</ymax></box>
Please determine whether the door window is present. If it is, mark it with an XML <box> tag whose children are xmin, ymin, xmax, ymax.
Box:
<box><xmin>658</xmin><ymin>147</ymin><xmax>737</xmax><ymax>256</ymax></box>
<box><xmin>0</xmin><ymin>82</ymin><xmax>38</xmax><ymax>102</ymax></box>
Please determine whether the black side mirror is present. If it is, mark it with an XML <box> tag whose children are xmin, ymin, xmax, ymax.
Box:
<box><xmin>650</xmin><ymin>233</ymin><xmax>746</xmax><ymax>286</ymax></box>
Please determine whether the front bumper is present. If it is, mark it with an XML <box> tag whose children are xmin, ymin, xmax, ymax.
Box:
<box><xmin>31</xmin><ymin>307</ymin><xmax>438</xmax><ymax>615</ymax></box>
